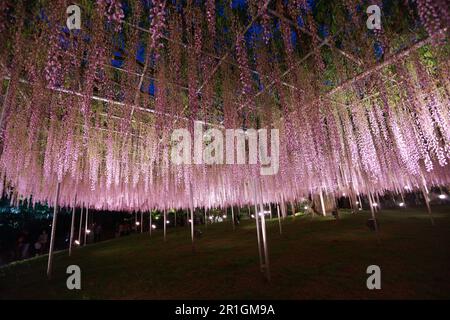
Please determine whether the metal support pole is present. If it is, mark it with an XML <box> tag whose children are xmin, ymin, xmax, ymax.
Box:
<box><xmin>348</xmin><ymin>193</ymin><xmax>355</xmax><ymax>213</ymax></box>
<box><xmin>140</xmin><ymin>211</ymin><xmax>143</xmax><ymax>233</ymax></box>
<box><xmin>422</xmin><ymin>184</ymin><xmax>435</xmax><ymax>226</ymax></box>
<box><xmin>84</xmin><ymin>207</ymin><xmax>89</xmax><ymax>246</ymax></box>
<box><xmin>258</xmin><ymin>182</ymin><xmax>271</xmax><ymax>282</ymax></box>
<box><xmin>231</xmin><ymin>206</ymin><xmax>235</xmax><ymax>230</ymax></box>
<box><xmin>189</xmin><ymin>183</ymin><xmax>195</xmax><ymax>252</ymax></box>
<box><xmin>163</xmin><ymin>209</ymin><xmax>167</xmax><ymax>242</ymax></box>
<box><xmin>276</xmin><ymin>203</ymin><xmax>282</xmax><ymax>235</ymax></box>
<box><xmin>78</xmin><ymin>205</ymin><xmax>83</xmax><ymax>244</ymax></box>
<box><xmin>252</xmin><ymin>181</ymin><xmax>264</xmax><ymax>273</ymax></box>
<box><xmin>149</xmin><ymin>211</ymin><xmax>152</xmax><ymax>236</ymax></box>
<box><xmin>375</xmin><ymin>193</ymin><xmax>381</xmax><ymax>212</ymax></box>
<box><xmin>204</xmin><ymin>207</ymin><xmax>208</xmax><ymax>229</ymax></box>
<box><xmin>400</xmin><ymin>192</ymin><xmax>406</xmax><ymax>206</ymax></box>
<box><xmin>47</xmin><ymin>182</ymin><xmax>61</xmax><ymax>279</ymax></box>
<box><xmin>368</xmin><ymin>192</ymin><xmax>380</xmax><ymax>239</ymax></box>
<box><xmin>357</xmin><ymin>194</ymin><xmax>363</xmax><ymax>211</ymax></box>
<box><xmin>69</xmin><ymin>201</ymin><xmax>76</xmax><ymax>257</ymax></box>
<box><xmin>319</xmin><ymin>190</ymin><xmax>327</xmax><ymax>216</ymax></box>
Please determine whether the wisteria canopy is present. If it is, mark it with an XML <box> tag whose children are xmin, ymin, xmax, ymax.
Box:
<box><xmin>0</xmin><ymin>0</ymin><xmax>449</xmax><ymax>212</ymax></box>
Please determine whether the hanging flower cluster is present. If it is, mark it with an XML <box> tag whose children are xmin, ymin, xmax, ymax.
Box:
<box><xmin>416</xmin><ymin>0</ymin><xmax>449</xmax><ymax>38</ymax></box>
<box><xmin>98</xmin><ymin>0</ymin><xmax>125</xmax><ymax>31</ymax></box>
<box><xmin>0</xmin><ymin>1</ymin><xmax>448</xmax><ymax>212</ymax></box>
<box><xmin>206</xmin><ymin>0</ymin><xmax>216</xmax><ymax>39</ymax></box>
<box><xmin>149</xmin><ymin>0</ymin><xmax>167</xmax><ymax>60</ymax></box>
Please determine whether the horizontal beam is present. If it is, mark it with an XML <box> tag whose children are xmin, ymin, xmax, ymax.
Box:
<box><xmin>267</xmin><ymin>9</ymin><xmax>363</xmax><ymax>67</ymax></box>
<box><xmin>1</xmin><ymin>75</ymin><xmax>222</xmax><ymax>129</ymax></box>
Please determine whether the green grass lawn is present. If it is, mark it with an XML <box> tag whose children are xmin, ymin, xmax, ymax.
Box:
<box><xmin>1</xmin><ymin>206</ymin><xmax>450</xmax><ymax>299</ymax></box>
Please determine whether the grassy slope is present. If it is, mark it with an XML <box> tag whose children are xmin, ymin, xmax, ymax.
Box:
<box><xmin>1</xmin><ymin>206</ymin><xmax>449</xmax><ymax>299</ymax></box>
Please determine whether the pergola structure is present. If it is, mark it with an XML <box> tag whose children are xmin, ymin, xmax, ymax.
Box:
<box><xmin>0</xmin><ymin>0</ymin><xmax>449</xmax><ymax>278</ymax></box>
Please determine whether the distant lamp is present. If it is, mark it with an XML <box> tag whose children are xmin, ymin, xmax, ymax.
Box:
<box><xmin>356</xmin><ymin>201</ymin><xmax>359</xmax><ymax>205</ymax></box>
<box><xmin>222</xmin><ymin>215</ymin><xmax>227</xmax><ymax>219</ymax></box>
<box><xmin>135</xmin><ymin>221</ymin><xmax>140</xmax><ymax>226</ymax></box>
<box><xmin>399</xmin><ymin>202</ymin><xmax>405</xmax><ymax>207</ymax></box>
<box><xmin>166</xmin><ymin>221</ymin><xmax>170</xmax><ymax>224</ymax></box>
<box><xmin>86</xmin><ymin>229</ymin><xmax>91</xmax><ymax>234</ymax></box>
<box><xmin>372</xmin><ymin>203</ymin><xmax>378</xmax><ymax>207</ymax></box>
<box><xmin>304</xmin><ymin>206</ymin><xmax>309</xmax><ymax>210</ymax></box>
<box><xmin>251</xmin><ymin>214</ymin><xmax>255</xmax><ymax>218</ymax></box>
<box><xmin>151</xmin><ymin>224</ymin><xmax>156</xmax><ymax>229</ymax></box>
<box><xmin>74</xmin><ymin>240</ymin><xmax>80</xmax><ymax>245</ymax></box>
<box><xmin>438</xmin><ymin>194</ymin><xmax>447</xmax><ymax>200</ymax></box>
